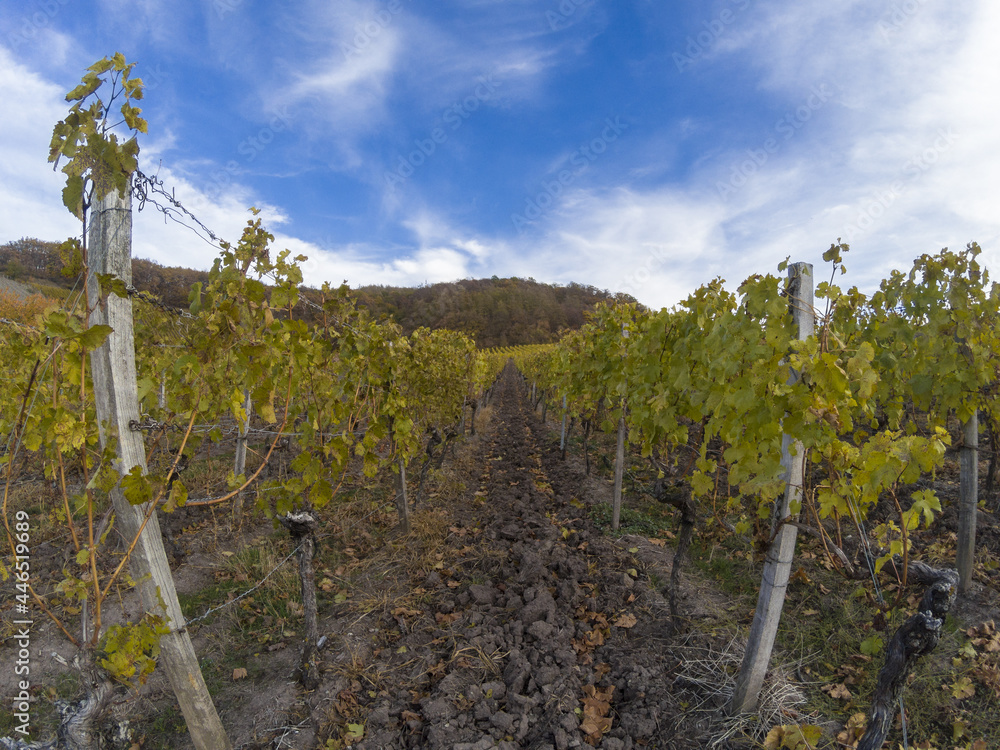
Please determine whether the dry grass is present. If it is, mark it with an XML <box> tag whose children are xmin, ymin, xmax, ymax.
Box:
<box><xmin>669</xmin><ymin>633</ymin><xmax>817</xmax><ymax>748</ymax></box>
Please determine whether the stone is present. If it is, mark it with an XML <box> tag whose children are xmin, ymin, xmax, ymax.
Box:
<box><xmin>527</xmin><ymin>620</ymin><xmax>554</xmax><ymax>639</ymax></box>
<box><xmin>490</xmin><ymin>711</ymin><xmax>517</xmax><ymax>734</ymax></box>
<box><xmin>469</xmin><ymin>584</ymin><xmax>497</xmax><ymax>605</ymax></box>
<box><xmin>520</xmin><ymin>588</ymin><xmax>555</xmax><ymax>624</ymax></box>
<box><xmin>421</xmin><ymin>697</ymin><xmax>457</xmax><ymax>722</ymax></box>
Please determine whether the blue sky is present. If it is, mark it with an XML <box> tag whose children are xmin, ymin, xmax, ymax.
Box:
<box><xmin>1</xmin><ymin>0</ymin><xmax>998</xmax><ymax>309</ymax></box>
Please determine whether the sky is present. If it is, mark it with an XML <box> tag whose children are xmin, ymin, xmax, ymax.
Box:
<box><xmin>0</xmin><ymin>0</ymin><xmax>998</xmax><ymax>311</ymax></box>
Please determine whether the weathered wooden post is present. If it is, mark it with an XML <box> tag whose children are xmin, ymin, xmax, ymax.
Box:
<box><xmin>612</xmin><ymin>327</ymin><xmax>629</xmax><ymax>531</ymax></box>
<box><xmin>957</xmin><ymin>412</ymin><xmax>978</xmax><ymax>593</ymax></box>
<box><xmin>396</xmin><ymin>459</ymin><xmax>410</xmax><ymax>533</ymax></box>
<box><xmin>560</xmin><ymin>395</ymin><xmax>568</xmax><ymax>451</ymax></box>
<box><xmin>87</xmin><ymin>187</ymin><xmax>232</xmax><ymax>750</ymax></box>
<box><xmin>611</xmin><ymin>413</ymin><xmax>626</xmax><ymax>530</ymax></box>
<box><xmin>234</xmin><ymin>389</ymin><xmax>252</xmax><ymax>478</ymax></box>
<box><xmin>729</xmin><ymin>262</ymin><xmax>814</xmax><ymax>715</ymax></box>
<box><xmin>233</xmin><ymin>389</ymin><xmax>252</xmax><ymax>519</ymax></box>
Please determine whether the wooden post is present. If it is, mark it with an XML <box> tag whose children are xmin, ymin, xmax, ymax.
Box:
<box><xmin>957</xmin><ymin>412</ymin><xmax>978</xmax><ymax>593</ymax></box>
<box><xmin>158</xmin><ymin>370</ymin><xmax>167</xmax><ymax>410</ymax></box>
<box><xmin>612</xmin><ymin>414</ymin><xmax>626</xmax><ymax>530</ymax></box>
<box><xmin>396</xmin><ymin>459</ymin><xmax>410</xmax><ymax>533</ymax></box>
<box><xmin>729</xmin><ymin>262</ymin><xmax>814</xmax><ymax>715</ymax></box>
<box><xmin>612</xmin><ymin>326</ymin><xmax>629</xmax><ymax>531</ymax></box>
<box><xmin>87</xmin><ymin>187</ymin><xmax>232</xmax><ymax>750</ymax></box>
<box><xmin>233</xmin><ymin>389</ymin><xmax>252</xmax><ymax>519</ymax></box>
<box><xmin>560</xmin><ymin>395</ymin><xmax>568</xmax><ymax>451</ymax></box>
<box><xmin>234</xmin><ymin>389</ymin><xmax>251</xmax><ymax>478</ymax></box>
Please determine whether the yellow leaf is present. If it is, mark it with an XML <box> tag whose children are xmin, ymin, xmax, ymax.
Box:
<box><xmin>951</xmin><ymin>676</ymin><xmax>975</xmax><ymax>700</ymax></box>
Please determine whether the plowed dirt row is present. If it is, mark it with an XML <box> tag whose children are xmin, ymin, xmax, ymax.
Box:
<box><xmin>342</xmin><ymin>364</ymin><xmax>706</xmax><ymax>750</ymax></box>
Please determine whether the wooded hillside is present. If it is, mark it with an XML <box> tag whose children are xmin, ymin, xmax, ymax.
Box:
<box><xmin>0</xmin><ymin>238</ymin><xmax>629</xmax><ymax>346</ymax></box>
<box><xmin>353</xmin><ymin>277</ymin><xmax>632</xmax><ymax>347</ymax></box>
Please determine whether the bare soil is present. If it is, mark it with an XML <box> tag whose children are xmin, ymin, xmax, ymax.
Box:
<box><xmin>3</xmin><ymin>364</ymin><xmax>999</xmax><ymax>749</ymax></box>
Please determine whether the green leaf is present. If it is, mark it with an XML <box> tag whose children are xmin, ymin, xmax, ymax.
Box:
<box><xmin>79</xmin><ymin>324</ymin><xmax>114</xmax><ymax>350</ymax></box>
<box><xmin>121</xmin><ymin>465</ymin><xmax>153</xmax><ymax>506</ymax></box>
<box><xmin>23</xmin><ymin>431</ymin><xmax>43</xmax><ymax>452</ymax></box>
<box><xmin>860</xmin><ymin>634</ymin><xmax>883</xmax><ymax>656</ymax></box>
<box><xmin>345</xmin><ymin>724</ymin><xmax>365</xmax><ymax>741</ymax></box>
<box><xmin>62</xmin><ymin>174</ymin><xmax>85</xmax><ymax>219</ymax></box>
<box><xmin>310</xmin><ymin>479</ymin><xmax>333</xmax><ymax>509</ymax></box>
<box><xmin>166</xmin><ymin>480</ymin><xmax>188</xmax><ymax>513</ymax></box>
<box><xmin>690</xmin><ymin>471</ymin><xmax>713</xmax><ymax>497</ymax></box>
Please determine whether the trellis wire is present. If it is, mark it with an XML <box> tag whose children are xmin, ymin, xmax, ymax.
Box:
<box><xmin>182</xmin><ymin>542</ymin><xmax>303</xmax><ymax>629</ymax></box>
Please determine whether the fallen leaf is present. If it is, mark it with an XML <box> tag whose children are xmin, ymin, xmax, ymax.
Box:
<box><xmin>393</xmin><ymin>606</ymin><xmax>422</xmax><ymax>618</ymax></box>
<box><xmin>232</xmin><ymin>667</ymin><xmax>248</xmax><ymax>680</ymax></box>
<box><xmin>822</xmin><ymin>682</ymin><xmax>852</xmax><ymax>700</ymax></box>
<box><xmin>952</xmin><ymin>676</ymin><xmax>975</xmax><ymax>700</ymax></box>
<box><xmin>580</xmin><ymin>684</ymin><xmax>615</xmax><ymax>743</ymax></box>
<box><xmin>790</xmin><ymin>567</ymin><xmax>812</xmax><ymax>585</ymax></box>
<box><xmin>614</xmin><ymin>613</ymin><xmax>638</xmax><ymax>629</ymax></box>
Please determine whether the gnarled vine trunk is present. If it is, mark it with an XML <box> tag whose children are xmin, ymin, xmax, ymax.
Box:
<box><xmin>280</xmin><ymin>510</ymin><xmax>321</xmax><ymax>690</ymax></box>
<box><xmin>856</xmin><ymin>563</ymin><xmax>959</xmax><ymax>750</ymax></box>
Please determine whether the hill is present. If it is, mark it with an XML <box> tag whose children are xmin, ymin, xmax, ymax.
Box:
<box><xmin>0</xmin><ymin>237</ymin><xmax>630</xmax><ymax>346</ymax></box>
<box><xmin>353</xmin><ymin>277</ymin><xmax>631</xmax><ymax>348</ymax></box>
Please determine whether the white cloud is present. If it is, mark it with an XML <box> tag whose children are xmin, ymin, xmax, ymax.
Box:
<box><xmin>640</xmin><ymin>0</ymin><xmax>1000</xmax><ymax>303</ymax></box>
<box><xmin>289</xmin><ymin>240</ymin><xmax>478</xmax><ymax>290</ymax></box>
<box><xmin>501</xmin><ymin>187</ymin><xmax>732</xmax><ymax>308</ymax></box>
<box><xmin>0</xmin><ymin>45</ymin><xmax>84</xmax><ymax>244</ymax></box>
